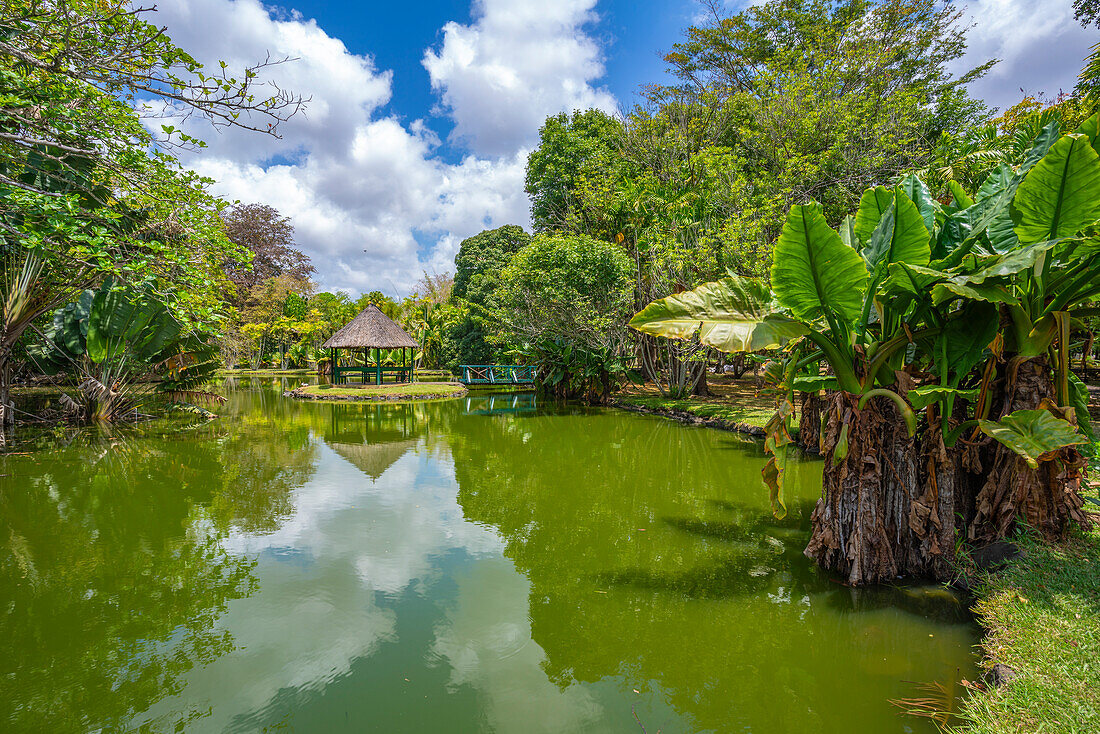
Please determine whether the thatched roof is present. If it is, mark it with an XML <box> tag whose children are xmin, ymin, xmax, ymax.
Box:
<box><xmin>321</xmin><ymin>305</ymin><xmax>419</xmax><ymax>349</ymax></box>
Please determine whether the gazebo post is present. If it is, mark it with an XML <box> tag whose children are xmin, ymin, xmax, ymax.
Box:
<box><xmin>375</xmin><ymin>348</ymin><xmax>381</xmax><ymax>385</ymax></box>
<box><xmin>402</xmin><ymin>347</ymin><xmax>406</xmax><ymax>383</ymax></box>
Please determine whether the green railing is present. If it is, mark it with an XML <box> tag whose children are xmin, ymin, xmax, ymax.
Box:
<box><xmin>459</xmin><ymin>365</ymin><xmax>536</xmax><ymax>385</ymax></box>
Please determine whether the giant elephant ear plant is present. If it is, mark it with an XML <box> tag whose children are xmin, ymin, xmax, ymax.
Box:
<box><xmin>29</xmin><ymin>282</ymin><xmax>221</xmax><ymax>421</ymax></box>
<box><xmin>631</xmin><ymin>113</ymin><xmax>1100</xmax><ymax>585</ymax></box>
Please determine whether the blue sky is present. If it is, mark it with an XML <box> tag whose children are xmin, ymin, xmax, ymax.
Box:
<box><xmin>155</xmin><ymin>0</ymin><xmax>1096</xmax><ymax>297</ymax></box>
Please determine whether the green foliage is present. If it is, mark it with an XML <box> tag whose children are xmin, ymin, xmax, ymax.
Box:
<box><xmin>772</xmin><ymin>203</ymin><xmax>868</xmax><ymax>325</ymax></box>
<box><xmin>448</xmin><ymin>225</ymin><xmax>531</xmax><ymax>366</ymax></box>
<box><xmin>978</xmin><ymin>410</ymin><xmax>1087</xmax><ymax>469</ymax></box>
<box><xmin>1012</xmin><ymin>134</ymin><xmax>1100</xmax><ymax>242</ymax></box>
<box><xmin>524</xmin><ymin>110</ymin><xmax>622</xmax><ymax>233</ymax></box>
<box><xmin>0</xmin><ymin>0</ymin><xmax>299</xmax><ymax>419</ymax></box>
<box><xmin>498</xmin><ymin>233</ymin><xmax>634</xmax><ymax>349</ymax></box>
<box><xmin>29</xmin><ymin>282</ymin><xmax>219</xmax><ymax>420</ymax></box>
<box><xmin>498</xmin><ymin>233</ymin><xmax>634</xmax><ymax>400</ymax></box>
<box><xmin>662</xmin><ymin>0</ymin><xmax>992</xmax><ymax>223</ymax></box>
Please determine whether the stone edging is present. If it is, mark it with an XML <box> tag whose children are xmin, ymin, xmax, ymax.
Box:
<box><xmin>285</xmin><ymin>384</ymin><xmax>468</xmax><ymax>402</ymax></box>
<box><xmin>610</xmin><ymin>400</ymin><xmax>765</xmax><ymax>437</ymax></box>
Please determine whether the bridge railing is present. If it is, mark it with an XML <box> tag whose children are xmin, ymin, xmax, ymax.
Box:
<box><xmin>460</xmin><ymin>365</ymin><xmax>536</xmax><ymax>384</ymax></box>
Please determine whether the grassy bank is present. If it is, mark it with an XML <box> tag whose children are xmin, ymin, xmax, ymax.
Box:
<box><xmin>959</xmin><ymin>525</ymin><xmax>1100</xmax><ymax>733</ymax></box>
<box><xmin>613</xmin><ymin>375</ymin><xmax>784</xmax><ymax>430</ymax></box>
<box><xmin>290</xmin><ymin>382</ymin><xmax>466</xmax><ymax>401</ymax></box>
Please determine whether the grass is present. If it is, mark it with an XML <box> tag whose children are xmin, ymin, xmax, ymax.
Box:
<box><xmin>613</xmin><ymin>374</ymin><xmax>782</xmax><ymax>429</ymax></box>
<box><xmin>959</xmin><ymin>524</ymin><xmax>1100</xmax><ymax>733</ymax></box>
<box><xmin>293</xmin><ymin>382</ymin><xmax>466</xmax><ymax>400</ymax></box>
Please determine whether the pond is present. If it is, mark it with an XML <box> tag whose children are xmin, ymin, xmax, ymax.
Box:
<box><xmin>0</xmin><ymin>381</ymin><xmax>979</xmax><ymax>733</ymax></box>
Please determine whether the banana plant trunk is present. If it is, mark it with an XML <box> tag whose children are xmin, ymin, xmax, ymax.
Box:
<box><xmin>804</xmin><ymin>391</ymin><xmax>939</xmax><ymax>585</ymax></box>
<box><xmin>969</xmin><ymin>357</ymin><xmax>1089</xmax><ymax>543</ymax></box>
<box><xmin>797</xmin><ymin>391</ymin><xmax>824</xmax><ymax>455</ymax></box>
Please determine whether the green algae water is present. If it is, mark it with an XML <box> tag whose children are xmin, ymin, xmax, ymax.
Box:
<box><xmin>1</xmin><ymin>382</ymin><xmax>979</xmax><ymax>733</ymax></box>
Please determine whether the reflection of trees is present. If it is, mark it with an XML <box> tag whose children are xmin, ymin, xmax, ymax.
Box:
<box><xmin>450</xmin><ymin>409</ymin><xmax>976</xmax><ymax>733</ymax></box>
<box><xmin>0</xmin><ymin>433</ymin><xmax>258</xmax><ymax>732</ymax></box>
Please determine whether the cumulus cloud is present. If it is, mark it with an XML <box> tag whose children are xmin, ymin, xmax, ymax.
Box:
<box><xmin>152</xmin><ymin>0</ymin><xmax>616</xmax><ymax>294</ymax></box>
<box><xmin>955</xmin><ymin>0</ymin><xmax>1094</xmax><ymax>110</ymax></box>
<box><xmin>423</xmin><ymin>0</ymin><xmax>618</xmax><ymax>156</ymax></box>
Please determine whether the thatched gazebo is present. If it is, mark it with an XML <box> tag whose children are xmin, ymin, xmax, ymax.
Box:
<box><xmin>322</xmin><ymin>305</ymin><xmax>419</xmax><ymax>385</ymax></box>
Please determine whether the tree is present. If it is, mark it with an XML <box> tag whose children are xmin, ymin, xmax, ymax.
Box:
<box><xmin>524</xmin><ymin>110</ymin><xmax>623</xmax><ymax>233</ymax></box>
<box><xmin>222</xmin><ymin>204</ymin><xmax>314</xmax><ymax>304</ymax></box>
<box><xmin>497</xmin><ymin>233</ymin><xmax>634</xmax><ymax>402</ymax></box>
<box><xmin>661</xmin><ymin>0</ymin><xmax>993</xmax><ymax>222</ymax></box>
<box><xmin>0</xmin><ymin>0</ymin><xmax>302</xmax><ymax>426</ymax></box>
<box><xmin>450</xmin><ymin>225</ymin><xmax>530</xmax><ymax>367</ymax></box>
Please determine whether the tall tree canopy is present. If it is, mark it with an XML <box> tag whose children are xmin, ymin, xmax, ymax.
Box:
<box><xmin>524</xmin><ymin>111</ymin><xmax>622</xmax><ymax>233</ymax></box>
<box><xmin>449</xmin><ymin>225</ymin><xmax>531</xmax><ymax>366</ymax></box>
<box><xmin>222</xmin><ymin>204</ymin><xmax>315</xmax><ymax>300</ymax></box>
<box><xmin>660</xmin><ymin>0</ymin><xmax>993</xmax><ymax>221</ymax></box>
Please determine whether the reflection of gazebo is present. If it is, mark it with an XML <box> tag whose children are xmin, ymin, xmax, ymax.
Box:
<box><xmin>322</xmin><ymin>305</ymin><xmax>419</xmax><ymax>384</ymax></box>
<box><xmin>329</xmin><ymin>440</ymin><xmax>417</xmax><ymax>480</ymax></box>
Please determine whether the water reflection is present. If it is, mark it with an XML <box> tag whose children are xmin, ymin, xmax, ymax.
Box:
<box><xmin>1</xmin><ymin>388</ymin><xmax>978</xmax><ymax>733</ymax></box>
<box><xmin>0</xmin><ymin>428</ymin><xmax>258</xmax><ymax>732</ymax></box>
<box><xmin>447</xmin><ymin>407</ymin><xmax>979</xmax><ymax>733</ymax></box>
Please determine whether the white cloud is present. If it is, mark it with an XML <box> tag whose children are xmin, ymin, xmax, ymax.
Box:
<box><xmin>955</xmin><ymin>0</ymin><xmax>1094</xmax><ymax>110</ymax></box>
<box><xmin>423</xmin><ymin>0</ymin><xmax>618</xmax><ymax>156</ymax></box>
<box><xmin>151</xmin><ymin>0</ymin><xmax>616</xmax><ymax>295</ymax></box>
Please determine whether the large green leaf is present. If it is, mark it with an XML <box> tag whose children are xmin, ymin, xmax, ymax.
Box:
<box><xmin>958</xmin><ymin>239</ymin><xmax>1059</xmax><ymax>284</ymax></box>
<box><xmin>978</xmin><ymin>409</ymin><xmax>1086</xmax><ymax>469</ymax></box>
<box><xmin>931</xmin><ymin>280</ymin><xmax>1020</xmax><ymax>307</ymax></box>
<box><xmin>862</xmin><ymin>190</ymin><xmax>930</xmax><ymax>274</ymax></box>
<box><xmin>934</xmin><ymin>301</ymin><xmax>998</xmax><ymax>378</ymax></box>
<box><xmin>883</xmin><ymin>262</ymin><xmax>946</xmax><ymax>297</ymax></box>
<box><xmin>908</xmin><ymin>385</ymin><xmax>978</xmax><ymax>411</ymax></box>
<box><xmin>629</xmin><ymin>276</ymin><xmax>807</xmax><ymax>353</ymax></box>
<box><xmin>854</xmin><ymin>186</ymin><xmax>894</xmax><ymax>243</ymax></box>
<box><xmin>792</xmin><ymin>375</ymin><xmax>838</xmax><ymax>392</ymax></box>
<box><xmin>838</xmin><ymin>213</ymin><xmax>859</xmax><ymax>250</ymax></box>
<box><xmin>1018</xmin><ymin>120</ymin><xmax>1063</xmax><ymax>173</ymax></box>
<box><xmin>771</xmin><ymin>204</ymin><xmax>868</xmax><ymax>323</ymax></box>
<box><xmin>1013</xmin><ymin>134</ymin><xmax>1100</xmax><ymax>244</ymax></box>
<box><xmin>1068</xmin><ymin>372</ymin><xmax>1095</xmax><ymax>442</ymax></box>
<box><xmin>947</xmin><ymin>180</ymin><xmax>974</xmax><ymax>210</ymax></box>
<box><xmin>1074</xmin><ymin>112</ymin><xmax>1100</xmax><ymax>157</ymax></box>
<box><xmin>898</xmin><ymin>174</ymin><xmax>937</xmax><ymax>232</ymax></box>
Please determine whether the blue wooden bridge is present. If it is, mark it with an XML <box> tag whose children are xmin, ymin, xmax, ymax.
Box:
<box><xmin>459</xmin><ymin>365</ymin><xmax>536</xmax><ymax>386</ymax></box>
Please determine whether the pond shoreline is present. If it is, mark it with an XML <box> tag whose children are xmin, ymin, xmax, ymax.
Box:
<box><xmin>610</xmin><ymin>399</ymin><xmax>766</xmax><ymax>437</ymax></box>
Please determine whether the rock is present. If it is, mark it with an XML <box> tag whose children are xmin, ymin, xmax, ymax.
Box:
<box><xmin>989</xmin><ymin>663</ymin><xmax>1019</xmax><ymax>687</ymax></box>
<box><xmin>970</xmin><ymin>541</ymin><xmax>1023</xmax><ymax>571</ymax></box>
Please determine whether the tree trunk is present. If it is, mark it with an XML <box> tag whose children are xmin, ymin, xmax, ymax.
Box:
<box><xmin>730</xmin><ymin>353</ymin><xmax>748</xmax><ymax>379</ymax></box>
<box><xmin>0</xmin><ymin>347</ymin><xmax>12</xmax><ymax>433</ymax></box>
<box><xmin>692</xmin><ymin>359</ymin><xmax>710</xmax><ymax>396</ymax></box>
<box><xmin>804</xmin><ymin>391</ymin><xmax>928</xmax><ymax>585</ymax></box>
<box><xmin>797</xmin><ymin>391</ymin><xmax>824</xmax><ymax>455</ymax></box>
<box><xmin>969</xmin><ymin>356</ymin><xmax>1089</xmax><ymax>543</ymax></box>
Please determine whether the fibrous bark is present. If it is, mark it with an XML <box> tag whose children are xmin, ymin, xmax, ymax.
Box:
<box><xmin>970</xmin><ymin>357</ymin><xmax>1089</xmax><ymax>543</ymax></box>
<box><xmin>797</xmin><ymin>391</ymin><xmax>824</xmax><ymax>455</ymax></box>
<box><xmin>805</xmin><ymin>391</ymin><xmax>926</xmax><ymax>584</ymax></box>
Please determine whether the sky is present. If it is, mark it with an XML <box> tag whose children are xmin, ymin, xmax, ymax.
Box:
<box><xmin>153</xmin><ymin>0</ymin><xmax>1097</xmax><ymax>297</ymax></box>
